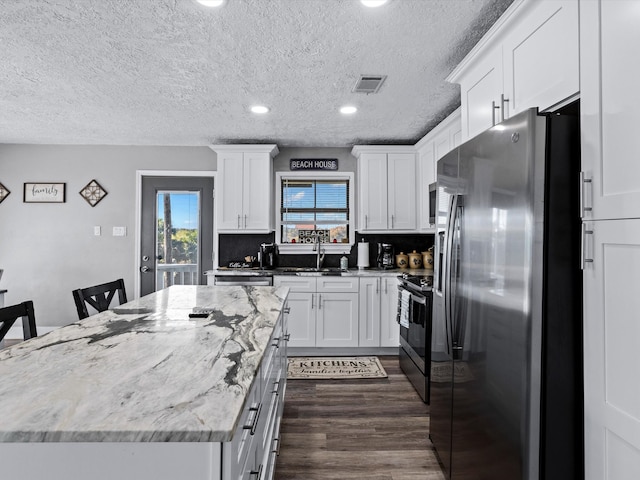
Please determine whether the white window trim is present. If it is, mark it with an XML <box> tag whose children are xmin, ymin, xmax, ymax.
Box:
<box><xmin>275</xmin><ymin>171</ymin><xmax>355</xmax><ymax>255</ymax></box>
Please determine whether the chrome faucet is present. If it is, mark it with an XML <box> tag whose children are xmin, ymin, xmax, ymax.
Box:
<box><xmin>313</xmin><ymin>233</ymin><xmax>325</xmax><ymax>270</ymax></box>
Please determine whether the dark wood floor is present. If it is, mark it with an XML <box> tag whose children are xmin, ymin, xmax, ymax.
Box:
<box><xmin>275</xmin><ymin>356</ymin><xmax>446</xmax><ymax>480</ymax></box>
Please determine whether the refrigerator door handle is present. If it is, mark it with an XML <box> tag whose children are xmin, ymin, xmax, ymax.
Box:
<box><xmin>449</xmin><ymin>199</ymin><xmax>465</xmax><ymax>359</ymax></box>
<box><xmin>443</xmin><ymin>193</ymin><xmax>458</xmax><ymax>356</ymax></box>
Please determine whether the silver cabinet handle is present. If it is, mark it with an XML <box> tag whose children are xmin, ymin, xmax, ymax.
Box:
<box><xmin>391</xmin><ymin>214</ymin><xmax>395</xmax><ymax>229</ymax></box>
<box><xmin>242</xmin><ymin>403</ymin><xmax>262</xmax><ymax>435</ymax></box>
<box><xmin>283</xmin><ymin>306</ymin><xmax>291</xmax><ymax>315</ymax></box>
<box><xmin>365</xmin><ymin>214</ymin><xmax>368</xmax><ymax>229</ymax></box>
<box><xmin>272</xmin><ymin>380</ymin><xmax>280</xmax><ymax>395</ymax></box>
<box><xmin>500</xmin><ymin>94</ymin><xmax>509</xmax><ymax>122</ymax></box>
<box><xmin>581</xmin><ymin>223</ymin><xmax>594</xmax><ymax>270</ymax></box>
<box><xmin>244</xmin><ymin>214</ymin><xmax>247</xmax><ymax>228</ymax></box>
<box><xmin>376</xmin><ymin>278</ymin><xmax>379</xmax><ymax>294</ymax></box>
<box><xmin>311</xmin><ymin>294</ymin><xmax>314</xmax><ymax>310</ymax></box>
<box><xmin>283</xmin><ymin>333</ymin><xmax>290</xmax><ymax>342</ymax></box>
<box><xmin>272</xmin><ymin>437</ymin><xmax>281</xmax><ymax>455</ymax></box>
<box><xmin>237</xmin><ymin>214</ymin><xmax>241</xmax><ymax>229</ymax></box>
<box><xmin>318</xmin><ymin>294</ymin><xmax>322</xmax><ymax>310</ymax></box>
<box><xmin>492</xmin><ymin>100</ymin><xmax>500</xmax><ymax>126</ymax></box>
<box><xmin>580</xmin><ymin>171</ymin><xmax>593</xmax><ymax>219</ymax></box>
<box><xmin>384</xmin><ymin>279</ymin><xmax>388</xmax><ymax>294</ymax></box>
<box><xmin>249</xmin><ymin>465</ymin><xmax>263</xmax><ymax>479</ymax></box>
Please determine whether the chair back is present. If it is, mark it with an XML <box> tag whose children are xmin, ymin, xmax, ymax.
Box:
<box><xmin>72</xmin><ymin>278</ymin><xmax>127</xmax><ymax>320</ymax></box>
<box><xmin>0</xmin><ymin>300</ymin><xmax>38</xmax><ymax>342</ymax></box>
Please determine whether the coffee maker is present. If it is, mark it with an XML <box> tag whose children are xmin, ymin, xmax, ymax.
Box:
<box><xmin>377</xmin><ymin>243</ymin><xmax>394</xmax><ymax>269</ymax></box>
<box><xmin>259</xmin><ymin>243</ymin><xmax>278</xmax><ymax>269</ymax></box>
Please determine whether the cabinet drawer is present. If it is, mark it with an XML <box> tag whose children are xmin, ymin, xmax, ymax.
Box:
<box><xmin>273</xmin><ymin>276</ymin><xmax>316</xmax><ymax>292</ymax></box>
<box><xmin>227</xmin><ymin>380</ymin><xmax>261</xmax><ymax>475</ymax></box>
<box><xmin>316</xmin><ymin>276</ymin><xmax>359</xmax><ymax>293</ymax></box>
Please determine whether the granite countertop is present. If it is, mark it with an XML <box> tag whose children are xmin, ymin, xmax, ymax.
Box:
<box><xmin>0</xmin><ymin>285</ymin><xmax>288</xmax><ymax>443</ymax></box>
<box><xmin>208</xmin><ymin>267</ymin><xmax>434</xmax><ymax>278</ymax></box>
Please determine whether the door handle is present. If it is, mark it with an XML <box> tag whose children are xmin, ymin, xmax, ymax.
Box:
<box><xmin>140</xmin><ymin>266</ymin><xmax>151</xmax><ymax>273</ymax></box>
<box><xmin>500</xmin><ymin>94</ymin><xmax>509</xmax><ymax>122</ymax></box>
<box><xmin>581</xmin><ymin>223</ymin><xmax>594</xmax><ymax>270</ymax></box>
<box><xmin>580</xmin><ymin>171</ymin><xmax>593</xmax><ymax>219</ymax></box>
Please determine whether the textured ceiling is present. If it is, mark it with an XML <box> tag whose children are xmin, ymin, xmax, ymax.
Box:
<box><xmin>0</xmin><ymin>0</ymin><xmax>514</xmax><ymax>147</ymax></box>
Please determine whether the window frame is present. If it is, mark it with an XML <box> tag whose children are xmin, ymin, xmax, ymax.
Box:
<box><xmin>276</xmin><ymin>171</ymin><xmax>355</xmax><ymax>255</ymax></box>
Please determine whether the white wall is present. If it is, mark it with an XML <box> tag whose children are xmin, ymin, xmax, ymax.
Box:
<box><xmin>0</xmin><ymin>145</ymin><xmax>216</xmax><ymax>329</ymax></box>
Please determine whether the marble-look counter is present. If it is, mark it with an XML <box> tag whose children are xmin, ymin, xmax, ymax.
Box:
<box><xmin>208</xmin><ymin>267</ymin><xmax>434</xmax><ymax>278</ymax></box>
<box><xmin>0</xmin><ymin>285</ymin><xmax>288</xmax><ymax>443</ymax></box>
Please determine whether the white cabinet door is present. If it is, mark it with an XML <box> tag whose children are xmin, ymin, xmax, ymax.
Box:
<box><xmin>284</xmin><ymin>292</ymin><xmax>316</xmax><ymax>348</ymax></box>
<box><xmin>316</xmin><ymin>292</ymin><xmax>359</xmax><ymax>348</ymax></box>
<box><xmin>581</xmin><ymin>0</ymin><xmax>640</xmax><ymax>220</ymax></box>
<box><xmin>460</xmin><ymin>47</ymin><xmax>504</xmax><ymax>140</ymax></box>
<box><xmin>387</xmin><ymin>153</ymin><xmax>417</xmax><ymax>231</ymax></box>
<box><xmin>358</xmin><ymin>153</ymin><xmax>388</xmax><ymax>231</ymax></box>
<box><xmin>358</xmin><ymin>278</ymin><xmax>381</xmax><ymax>347</ymax></box>
<box><xmin>274</xmin><ymin>276</ymin><xmax>316</xmax><ymax>348</ymax></box>
<box><xmin>583</xmin><ymin>219</ymin><xmax>640</xmax><ymax>480</ymax></box>
<box><xmin>242</xmin><ymin>152</ymin><xmax>272</xmax><ymax>231</ymax></box>
<box><xmin>217</xmin><ymin>151</ymin><xmax>244</xmax><ymax>230</ymax></box>
<box><xmin>502</xmin><ymin>0</ymin><xmax>579</xmax><ymax>116</ymax></box>
<box><xmin>379</xmin><ymin>276</ymin><xmax>399</xmax><ymax>348</ymax></box>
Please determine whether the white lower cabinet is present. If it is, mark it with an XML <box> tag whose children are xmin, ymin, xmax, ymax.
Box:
<box><xmin>583</xmin><ymin>219</ymin><xmax>640</xmax><ymax>480</ymax></box>
<box><xmin>274</xmin><ymin>276</ymin><xmax>359</xmax><ymax>348</ymax></box>
<box><xmin>222</xmin><ymin>313</ymin><xmax>287</xmax><ymax>480</ymax></box>
<box><xmin>359</xmin><ymin>277</ymin><xmax>400</xmax><ymax>349</ymax></box>
<box><xmin>379</xmin><ymin>277</ymin><xmax>400</xmax><ymax>347</ymax></box>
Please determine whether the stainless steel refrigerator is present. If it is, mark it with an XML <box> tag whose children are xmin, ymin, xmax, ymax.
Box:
<box><xmin>430</xmin><ymin>108</ymin><xmax>583</xmax><ymax>480</ymax></box>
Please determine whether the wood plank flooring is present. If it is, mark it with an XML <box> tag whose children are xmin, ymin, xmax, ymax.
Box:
<box><xmin>275</xmin><ymin>356</ymin><xmax>446</xmax><ymax>480</ymax></box>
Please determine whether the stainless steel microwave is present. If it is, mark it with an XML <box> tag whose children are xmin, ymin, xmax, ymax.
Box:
<box><xmin>428</xmin><ymin>182</ymin><xmax>437</xmax><ymax>226</ymax></box>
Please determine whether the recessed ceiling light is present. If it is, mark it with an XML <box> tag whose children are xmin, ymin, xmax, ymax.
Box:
<box><xmin>196</xmin><ymin>0</ymin><xmax>225</xmax><ymax>7</ymax></box>
<box><xmin>250</xmin><ymin>105</ymin><xmax>269</xmax><ymax>114</ymax></box>
<box><xmin>340</xmin><ymin>106</ymin><xmax>358</xmax><ymax>115</ymax></box>
<box><xmin>360</xmin><ymin>0</ymin><xmax>388</xmax><ymax>7</ymax></box>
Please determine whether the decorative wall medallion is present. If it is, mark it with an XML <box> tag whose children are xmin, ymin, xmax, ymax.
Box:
<box><xmin>79</xmin><ymin>179</ymin><xmax>108</xmax><ymax>207</ymax></box>
<box><xmin>0</xmin><ymin>182</ymin><xmax>10</xmax><ymax>204</ymax></box>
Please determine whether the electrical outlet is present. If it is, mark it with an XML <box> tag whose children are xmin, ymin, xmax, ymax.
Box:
<box><xmin>112</xmin><ymin>226</ymin><xmax>127</xmax><ymax>237</ymax></box>
<box><xmin>93</xmin><ymin>226</ymin><xmax>101</xmax><ymax>236</ymax></box>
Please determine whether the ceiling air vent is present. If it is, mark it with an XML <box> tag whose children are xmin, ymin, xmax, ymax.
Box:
<box><xmin>352</xmin><ymin>75</ymin><xmax>387</xmax><ymax>94</ymax></box>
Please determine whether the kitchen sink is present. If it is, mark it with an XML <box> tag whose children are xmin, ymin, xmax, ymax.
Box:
<box><xmin>277</xmin><ymin>267</ymin><xmax>344</xmax><ymax>276</ymax></box>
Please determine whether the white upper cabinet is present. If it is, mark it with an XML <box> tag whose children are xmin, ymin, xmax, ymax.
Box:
<box><xmin>415</xmin><ymin>108</ymin><xmax>461</xmax><ymax>231</ymax></box>
<box><xmin>352</xmin><ymin>146</ymin><xmax>417</xmax><ymax>233</ymax></box>
<box><xmin>581</xmin><ymin>0</ymin><xmax>640</xmax><ymax>220</ymax></box>
<box><xmin>448</xmin><ymin>0</ymin><xmax>579</xmax><ymax>141</ymax></box>
<box><xmin>211</xmin><ymin>145</ymin><xmax>279</xmax><ymax>232</ymax></box>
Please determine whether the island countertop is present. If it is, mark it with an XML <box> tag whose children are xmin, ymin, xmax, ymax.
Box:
<box><xmin>0</xmin><ymin>285</ymin><xmax>288</xmax><ymax>444</ymax></box>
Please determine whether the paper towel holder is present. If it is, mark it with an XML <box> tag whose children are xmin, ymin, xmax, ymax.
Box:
<box><xmin>357</xmin><ymin>239</ymin><xmax>370</xmax><ymax>269</ymax></box>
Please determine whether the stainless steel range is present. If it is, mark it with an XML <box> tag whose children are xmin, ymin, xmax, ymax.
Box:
<box><xmin>397</xmin><ymin>272</ymin><xmax>433</xmax><ymax>403</ymax></box>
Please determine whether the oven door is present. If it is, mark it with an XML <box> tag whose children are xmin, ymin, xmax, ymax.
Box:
<box><xmin>399</xmin><ymin>286</ymin><xmax>430</xmax><ymax>374</ymax></box>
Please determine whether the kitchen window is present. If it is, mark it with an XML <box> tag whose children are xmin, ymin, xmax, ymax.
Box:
<box><xmin>276</xmin><ymin>172</ymin><xmax>354</xmax><ymax>254</ymax></box>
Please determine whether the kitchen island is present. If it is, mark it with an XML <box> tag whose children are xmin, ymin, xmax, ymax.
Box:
<box><xmin>0</xmin><ymin>285</ymin><xmax>289</xmax><ymax>480</ymax></box>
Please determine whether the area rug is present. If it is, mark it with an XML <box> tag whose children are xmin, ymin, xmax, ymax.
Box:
<box><xmin>287</xmin><ymin>356</ymin><xmax>387</xmax><ymax>379</ymax></box>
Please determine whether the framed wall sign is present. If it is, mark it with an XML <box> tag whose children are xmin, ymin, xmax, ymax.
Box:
<box><xmin>23</xmin><ymin>183</ymin><xmax>66</xmax><ymax>203</ymax></box>
<box><xmin>290</xmin><ymin>158</ymin><xmax>338</xmax><ymax>171</ymax></box>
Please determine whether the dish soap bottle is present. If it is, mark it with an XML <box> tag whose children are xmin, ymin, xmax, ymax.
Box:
<box><xmin>340</xmin><ymin>256</ymin><xmax>349</xmax><ymax>270</ymax></box>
